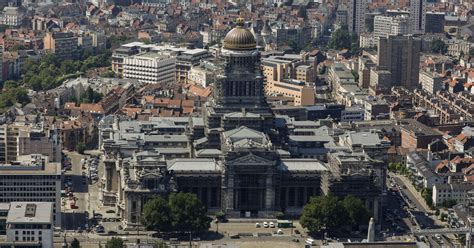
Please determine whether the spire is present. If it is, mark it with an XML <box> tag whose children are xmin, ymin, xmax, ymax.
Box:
<box><xmin>236</xmin><ymin>17</ymin><xmax>244</xmax><ymax>27</ymax></box>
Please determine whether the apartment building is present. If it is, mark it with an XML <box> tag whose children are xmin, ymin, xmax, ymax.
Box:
<box><xmin>433</xmin><ymin>183</ymin><xmax>474</xmax><ymax>207</ymax></box>
<box><xmin>5</xmin><ymin>202</ymin><xmax>53</xmax><ymax>248</ymax></box>
<box><xmin>369</xmin><ymin>66</ymin><xmax>392</xmax><ymax>95</ymax></box>
<box><xmin>2</xmin><ymin>122</ymin><xmax>61</xmax><ymax>164</ymax></box>
<box><xmin>262</xmin><ymin>53</ymin><xmax>316</xmax><ymax>106</ymax></box>
<box><xmin>374</xmin><ymin>15</ymin><xmax>410</xmax><ymax>38</ymax></box>
<box><xmin>419</xmin><ymin>70</ymin><xmax>443</xmax><ymax>94</ymax></box>
<box><xmin>123</xmin><ymin>52</ymin><xmax>176</xmax><ymax>85</ymax></box>
<box><xmin>0</xmin><ymin>155</ymin><xmax>61</xmax><ymax>226</ymax></box>
<box><xmin>43</xmin><ymin>32</ymin><xmax>80</xmax><ymax>60</ymax></box>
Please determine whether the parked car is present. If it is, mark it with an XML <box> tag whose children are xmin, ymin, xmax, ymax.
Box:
<box><xmin>263</xmin><ymin>222</ymin><xmax>269</xmax><ymax>228</ymax></box>
<box><xmin>269</xmin><ymin>222</ymin><xmax>275</xmax><ymax>228</ymax></box>
<box><xmin>255</xmin><ymin>223</ymin><xmax>261</xmax><ymax>228</ymax></box>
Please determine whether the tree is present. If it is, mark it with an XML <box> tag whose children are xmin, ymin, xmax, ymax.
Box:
<box><xmin>105</xmin><ymin>237</ymin><xmax>123</xmax><ymax>248</ymax></box>
<box><xmin>142</xmin><ymin>197</ymin><xmax>172</xmax><ymax>232</ymax></box>
<box><xmin>152</xmin><ymin>241</ymin><xmax>167</xmax><ymax>248</ymax></box>
<box><xmin>300</xmin><ymin>195</ymin><xmax>346</xmax><ymax>233</ymax></box>
<box><xmin>342</xmin><ymin>195</ymin><xmax>370</xmax><ymax>227</ymax></box>
<box><xmin>169</xmin><ymin>192</ymin><xmax>212</xmax><ymax>233</ymax></box>
<box><xmin>3</xmin><ymin>80</ymin><xmax>19</xmax><ymax>89</ymax></box>
<box><xmin>430</xmin><ymin>39</ymin><xmax>448</xmax><ymax>54</ymax></box>
<box><xmin>71</xmin><ymin>238</ymin><xmax>80</xmax><ymax>248</ymax></box>
<box><xmin>76</xmin><ymin>142</ymin><xmax>86</xmax><ymax>154</ymax></box>
<box><xmin>328</xmin><ymin>26</ymin><xmax>351</xmax><ymax>50</ymax></box>
<box><xmin>421</xmin><ymin>188</ymin><xmax>433</xmax><ymax>207</ymax></box>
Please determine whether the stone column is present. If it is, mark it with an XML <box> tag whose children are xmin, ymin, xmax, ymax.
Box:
<box><xmin>207</xmin><ymin>187</ymin><xmax>212</xmax><ymax>208</ymax></box>
<box><xmin>225</xmin><ymin>175</ymin><xmax>234</xmax><ymax>211</ymax></box>
<box><xmin>373</xmin><ymin>198</ymin><xmax>379</xmax><ymax>223</ymax></box>
<box><xmin>303</xmin><ymin>187</ymin><xmax>308</xmax><ymax>205</ymax></box>
<box><xmin>285</xmin><ymin>187</ymin><xmax>289</xmax><ymax>208</ymax></box>
<box><xmin>265</xmin><ymin>175</ymin><xmax>274</xmax><ymax>210</ymax></box>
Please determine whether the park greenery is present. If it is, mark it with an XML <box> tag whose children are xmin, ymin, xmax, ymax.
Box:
<box><xmin>328</xmin><ymin>26</ymin><xmax>360</xmax><ymax>54</ymax></box>
<box><xmin>300</xmin><ymin>195</ymin><xmax>371</xmax><ymax>234</ymax></box>
<box><xmin>70</xmin><ymin>86</ymin><xmax>103</xmax><ymax>104</ymax></box>
<box><xmin>21</xmin><ymin>50</ymin><xmax>111</xmax><ymax>91</ymax></box>
<box><xmin>0</xmin><ymin>50</ymin><xmax>111</xmax><ymax>112</ymax></box>
<box><xmin>429</xmin><ymin>39</ymin><xmax>448</xmax><ymax>54</ymax></box>
<box><xmin>142</xmin><ymin>192</ymin><xmax>212</xmax><ymax>235</ymax></box>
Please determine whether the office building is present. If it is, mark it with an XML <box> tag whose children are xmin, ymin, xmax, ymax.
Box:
<box><xmin>5</xmin><ymin>202</ymin><xmax>53</xmax><ymax>248</ymax></box>
<box><xmin>112</xmin><ymin>42</ymin><xmax>209</xmax><ymax>83</ymax></box>
<box><xmin>419</xmin><ymin>70</ymin><xmax>443</xmax><ymax>94</ymax></box>
<box><xmin>43</xmin><ymin>32</ymin><xmax>80</xmax><ymax>60</ymax></box>
<box><xmin>122</xmin><ymin>52</ymin><xmax>176</xmax><ymax>84</ymax></box>
<box><xmin>409</xmin><ymin>0</ymin><xmax>426</xmax><ymax>34</ymax></box>
<box><xmin>377</xmin><ymin>35</ymin><xmax>421</xmax><ymax>90</ymax></box>
<box><xmin>348</xmin><ymin>0</ymin><xmax>367</xmax><ymax>34</ymax></box>
<box><xmin>425</xmin><ymin>12</ymin><xmax>445</xmax><ymax>33</ymax></box>
<box><xmin>0</xmin><ymin>155</ymin><xmax>61</xmax><ymax>226</ymax></box>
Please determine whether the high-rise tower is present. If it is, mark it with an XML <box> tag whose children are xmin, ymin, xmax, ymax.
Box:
<box><xmin>348</xmin><ymin>0</ymin><xmax>366</xmax><ymax>34</ymax></box>
<box><xmin>409</xmin><ymin>0</ymin><xmax>426</xmax><ymax>34</ymax></box>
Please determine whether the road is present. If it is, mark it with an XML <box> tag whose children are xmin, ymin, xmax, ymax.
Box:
<box><xmin>62</xmin><ymin>152</ymin><xmax>89</xmax><ymax>231</ymax></box>
<box><xmin>389</xmin><ymin>174</ymin><xmax>458</xmax><ymax>247</ymax></box>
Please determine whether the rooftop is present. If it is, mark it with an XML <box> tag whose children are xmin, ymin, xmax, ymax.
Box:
<box><xmin>6</xmin><ymin>202</ymin><xmax>53</xmax><ymax>224</ymax></box>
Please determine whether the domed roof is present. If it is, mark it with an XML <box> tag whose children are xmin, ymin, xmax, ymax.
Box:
<box><xmin>223</xmin><ymin>18</ymin><xmax>257</xmax><ymax>51</ymax></box>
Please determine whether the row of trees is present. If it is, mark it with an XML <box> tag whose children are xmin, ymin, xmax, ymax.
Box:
<box><xmin>142</xmin><ymin>192</ymin><xmax>212</xmax><ymax>234</ymax></box>
<box><xmin>300</xmin><ymin>195</ymin><xmax>371</xmax><ymax>234</ymax></box>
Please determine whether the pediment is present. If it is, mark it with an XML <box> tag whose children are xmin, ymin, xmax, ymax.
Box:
<box><xmin>227</xmin><ymin>153</ymin><xmax>274</xmax><ymax>166</ymax></box>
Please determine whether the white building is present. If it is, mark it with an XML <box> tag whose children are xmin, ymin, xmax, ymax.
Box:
<box><xmin>2</xmin><ymin>6</ymin><xmax>25</xmax><ymax>28</ymax></box>
<box><xmin>348</xmin><ymin>0</ymin><xmax>367</xmax><ymax>34</ymax></box>
<box><xmin>6</xmin><ymin>202</ymin><xmax>53</xmax><ymax>248</ymax></box>
<box><xmin>123</xmin><ymin>52</ymin><xmax>176</xmax><ymax>84</ymax></box>
<box><xmin>0</xmin><ymin>155</ymin><xmax>61</xmax><ymax>226</ymax></box>
<box><xmin>432</xmin><ymin>183</ymin><xmax>474</xmax><ymax>207</ymax></box>
<box><xmin>187</xmin><ymin>62</ymin><xmax>218</xmax><ymax>88</ymax></box>
<box><xmin>409</xmin><ymin>0</ymin><xmax>426</xmax><ymax>34</ymax></box>
<box><xmin>374</xmin><ymin>15</ymin><xmax>410</xmax><ymax>38</ymax></box>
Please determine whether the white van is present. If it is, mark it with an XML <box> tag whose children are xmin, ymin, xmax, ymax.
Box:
<box><xmin>306</xmin><ymin>238</ymin><xmax>315</xmax><ymax>245</ymax></box>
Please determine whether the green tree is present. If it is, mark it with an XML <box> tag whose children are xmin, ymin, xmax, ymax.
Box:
<box><xmin>421</xmin><ymin>187</ymin><xmax>433</xmax><ymax>207</ymax></box>
<box><xmin>142</xmin><ymin>197</ymin><xmax>172</xmax><ymax>232</ymax></box>
<box><xmin>169</xmin><ymin>192</ymin><xmax>212</xmax><ymax>233</ymax></box>
<box><xmin>3</xmin><ymin>80</ymin><xmax>19</xmax><ymax>89</ymax></box>
<box><xmin>328</xmin><ymin>26</ymin><xmax>351</xmax><ymax>50</ymax></box>
<box><xmin>430</xmin><ymin>39</ymin><xmax>448</xmax><ymax>54</ymax></box>
<box><xmin>76</xmin><ymin>142</ymin><xmax>86</xmax><ymax>154</ymax></box>
<box><xmin>71</xmin><ymin>238</ymin><xmax>80</xmax><ymax>248</ymax></box>
<box><xmin>342</xmin><ymin>195</ymin><xmax>370</xmax><ymax>227</ymax></box>
<box><xmin>300</xmin><ymin>195</ymin><xmax>346</xmax><ymax>233</ymax></box>
<box><xmin>105</xmin><ymin>237</ymin><xmax>123</xmax><ymax>248</ymax></box>
<box><xmin>152</xmin><ymin>240</ymin><xmax>167</xmax><ymax>248</ymax></box>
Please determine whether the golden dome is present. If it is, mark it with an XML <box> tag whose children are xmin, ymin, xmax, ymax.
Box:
<box><xmin>223</xmin><ymin>18</ymin><xmax>257</xmax><ymax>50</ymax></box>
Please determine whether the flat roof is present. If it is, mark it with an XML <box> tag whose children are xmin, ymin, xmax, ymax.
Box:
<box><xmin>278</xmin><ymin>159</ymin><xmax>328</xmax><ymax>172</ymax></box>
<box><xmin>167</xmin><ymin>158</ymin><xmax>220</xmax><ymax>172</ymax></box>
<box><xmin>7</xmin><ymin>202</ymin><xmax>53</xmax><ymax>224</ymax></box>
